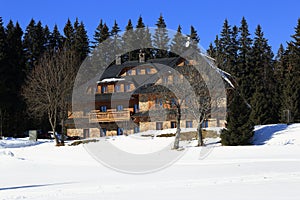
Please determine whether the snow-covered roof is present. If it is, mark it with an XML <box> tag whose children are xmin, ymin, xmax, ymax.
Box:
<box><xmin>97</xmin><ymin>78</ymin><xmax>125</xmax><ymax>84</ymax></box>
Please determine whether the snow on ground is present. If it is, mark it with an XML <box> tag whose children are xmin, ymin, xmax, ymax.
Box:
<box><xmin>0</xmin><ymin>124</ymin><xmax>300</xmax><ymax>200</ymax></box>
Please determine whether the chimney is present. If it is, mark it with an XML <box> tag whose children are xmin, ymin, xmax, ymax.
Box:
<box><xmin>139</xmin><ymin>50</ymin><xmax>145</xmax><ymax>63</ymax></box>
<box><xmin>116</xmin><ymin>54</ymin><xmax>121</xmax><ymax>65</ymax></box>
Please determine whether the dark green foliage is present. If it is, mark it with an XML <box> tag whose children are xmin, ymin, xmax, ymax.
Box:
<box><xmin>237</xmin><ymin>17</ymin><xmax>253</xmax><ymax>102</ymax></box>
<box><xmin>249</xmin><ymin>25</ymin><xmax>278</xmax><ymax>124</ymax></box>
<box><xmin>135</xmin><ymin>16</ymin><xmax>153</xmax><ymax>59</ymax></box>
<box><xmin>281</xmin><ymin>19</ymin><xmax>300</xmax><ymax>122</ymax></box>
<box><xmin>122</xmin><ymin>19</ymin><xmax>136</xmax><ymax>61</ymax></box>
<box><xmin>63</xmin><ymin>19</ymin><xmax>74</xmax><ymax>50</ymax></box>
<box><xmin>170</xmin><ymin>25</ymin><xmax>186</xmax><ymax>56</ymax></box>
<box><xmin>153</xmin><ymin>14</ymin><xmax>170</xmax><ymax>58</ymax></box>
<box><xmin>74</xmin><ymin>20</ymin><xmax>89</xmax><ymax>62</ymax></box>
<box><xmin>221</xmin><ymin>92</ymin><xmax>254</xmax><ymax>145</ymax></box>
<box><xmin>23</xmin><ymin>19</ymin><xmax>48</xmax><ymax>70</ymax></box>
<box><xmin>48</xmin><ymin>24</ymin><xmax>64</xmax><ymax>51</ymax></box>
<box><xmin>188</xmin><ymin>26</ymin><xmax>200</xmax><ymax>53</ymax></box>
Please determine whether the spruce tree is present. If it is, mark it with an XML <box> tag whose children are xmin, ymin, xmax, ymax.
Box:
<box><xmin>237</xmin><ymin>17</ymin><xmax>253</xmax><ymax>102</ymax></box>
<box><xmin>74</xmin><ymin>21</ymin><xmax>89</xmax><ymax>62</ymax></box>
<box><xmin>153</xmin><ymin>14</ymin><xmax>170</xmax><ymax>58</ymax></box>
<box><xmin>92</xmin><ymin>19</ymin><xmax>104</xmax><ymax>48</ymax></box>
<box><xmin>170</xmin><ymin>25</ymin><xmax>186</xmax><ymax>56</ymax></box>
<box><xmin>249</xmin><ymin>25</ymin><xmax>277</xmax><ymax>124</ymax></box>
<box><xmin>221</xmin><ymin>91</ymin><xmax>254</xmax><ymax>145</ymax></box>
<box><xmin>110</xmin><ymin>20</ymin><xmax>122</xmax><ymax>56</ymax></box>
<box><xmin>63</xmin><ymin>18</ymin><xmax>75</xmax><ymax>50</ymax></box>
<box><xmin>122</xmin><ymin>19</ymin><xmax>136</xmax><ymax>61</ymax></box>
<box><xmin>274</xmin><ymin>44</ymin><xmax>286</xmax><ymax>122</ymax></box>
<box><xmin>5</xmin><ymin>20</ymin><xmax>27</xmax><ymax>134</ymax></box>
<box><xmin>187</xmin><ymin>25</ymin><xmax>200</xmax><ymax>53</ymax></box>
<box><xmin>48</xmin><ymin>24</ymin><xmax>64</xmax><ymax>51</ymax></box>
<box><xmin>135</xmin><ymin>16</ymin><xmax>153</xmax><ymax>58</ymax></box>
<box><xmin>282</xmin><ymin>19</ymin><xmax>300</xmax><ymax>122</ymax></box>
<box><xmin>23</xmin><ymin>19</ymin><xmax>47</xmax><ymax>70</ymax></box>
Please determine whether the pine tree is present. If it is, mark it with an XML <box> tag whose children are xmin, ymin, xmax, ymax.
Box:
<box><xmin>74</xmin><ymin>20</ymin><xmax>89</xmax><ymax>62</ymax></box>
<box><xmin>23</xmin><ymin>19</ymin><xmax>47</xmax><ymax>71</ymax></box>
<box><xmin>153</xmin><ymin>14</ymin><xmax>170</xmax><ymax>58</ymax></box>
<box><xmin>92</xmin><ymin>19</ymin><xmax>104</xmax><ymax>48</ymax></box>
<box><xmin>217</xmin><ymin>19</ymin><xmax>232</xmax><ymax>71</ymax></box>
<box><xmin>122</xmin><ymin>19</ymin><xmax>136</xmax><ymax>61</ymax></box>
<box><xmin>5</xmin><ymin>20</ymin><xmax>27</xmax><ymax>134</ymax></box>
<box><xmin>221</xmin><ymin>91</ymin><xmax>254</xmax><ymax>145</ymax></box>
<box><xmin>0</xmin><ymin>17</ymin><xmax>8</xmax><ymax>136</ymax></box>
<box><xmin>135</xmin><ymin>16</ymin><xmax>153</xmax><ymax>58</ymax></box>
<box><xmin>274</xmin><ymin>44</ymin><xmax>286</xmax><ymax>122</ymax></box>
<box><xmin>170</xmin><ymin>25</ymin><xmax>186</xmax><ymax>56</ymax></box>
<box><xmin>48</xmin><ymin>24</ymin><xmax>64</xmax><ymax>51</ymax></box>
<box><xmin>63</xmin><ymin>18</ymin><xmax>75</xmax><ymax>50</ymax></box>
<box><xmin>249</xmin><ymin>25</ymin><xmax>277</xmax><ymax>124</ymax></box>
<box><xmin>0</xmin><ymin>17</ymin><xmax>5</xmax><ymax>61</ymax></box>
<box><xmin>188</xmin><ymin>25</ymin><xmax>200</xmax><ymax>53</ymax></box>
<box><xmin>110</xmin><ymin>20</ymin><xmax>122</xmax><ymax>57</ymax></box>
<box><xmin>282</xmin><ymin>18</ymin><xmax>300</xmax><ymax>122</ymax></box>
<box><xmin>237</xmin><ymin>17</ymin><xmax>253</xmax><ymax>102</ymax></box>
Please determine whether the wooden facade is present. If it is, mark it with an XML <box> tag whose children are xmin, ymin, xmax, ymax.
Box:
<box><xmin>66</xmin><ymin>55</ymin><xmax>229</xmax><ymax>138</ymax></box>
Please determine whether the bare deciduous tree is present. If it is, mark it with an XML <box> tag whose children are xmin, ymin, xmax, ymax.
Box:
<box><xmin>22</xmin><ymin>49</ymin><xmax>79</xmax><ymax>145</ymax></box>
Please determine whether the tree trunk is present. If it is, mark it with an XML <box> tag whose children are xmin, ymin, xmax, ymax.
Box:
<box><xmin>173</xmin><ymin>106</ymin><xmax>181</xmax><ymax>149</ymax></box>
<box><xmin>197</xmin><ymin>121</ymin><xmax>204</xmax><ymax>146</ymax></box>
<box><xmin>60</xmin><ymin>118</ymin><xmax>65</xmax><ymax>145</ymax></box>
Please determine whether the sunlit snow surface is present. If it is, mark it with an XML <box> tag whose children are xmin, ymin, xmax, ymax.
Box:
<box><xmin>1</xmin><ymin>124</ymin><xmax>300</xmax><ymax>200</ymax></box>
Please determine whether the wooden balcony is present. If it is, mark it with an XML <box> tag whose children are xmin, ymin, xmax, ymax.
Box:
<box><xmin>89</xmin><ymin>109</ymin><xmax>130</xmax><ymax>123</ymax></box>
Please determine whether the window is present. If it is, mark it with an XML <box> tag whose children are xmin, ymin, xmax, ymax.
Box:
<box><xmin>173</xmin><ymin>75</ymin><xmax>178</xmax><ymax>83</ymax></box>
<box><xmin>100</xmin><ymin>128</ymin><xmax>106</xmax><ymax>137</ymax></box>
<box><xmin>171</xmin><ymin>98</ymin><xmax>176</xmax><ymax>106</ymax></box>
<box><xmin>115</xmin><ymin>85</ymin><xmax>121</xmax><ymax>92</ymax></box>
<box><xmin>156</xmin><ymin>122</ymin><xmax>163</xmax><ymax>130</ymax></box>
<box><xmin>127</xmin><ymin>69</ymin><xmax>132</xmax><ymax>75</ymax></box>
<box><xmin>186</xmin><ymin>121</ymin><xmax>193</xmax><ymax>128</ymax></box>
<box><xmin>134</xmin><ymin>104</ymin><xmax>139</xmax><ymax>113</ymax></box>
<box><xmin>124</xmin><ymin>84</ymin><xmax>131</xmax><ymax>92</ymax></box>
<box><xmin>202</xmin><ymin>120</ymin><xmax>208</xmax><ymax>128</ymax></box>
<box><xmin>101</xmin><ymin>85</ymin><xmax>108</xmax><ymax>93</ymax></box>
<box><xmin>146</xmin><ymin>68</ymin><xmax>151</xmax><ymax>74</ymax></box>
<box><xmin>136</xmin><ymin>68</ymin><xmax>141</xmax><ymax>75</ymax></box>
<box><xmin>83</xmin><ymin>129</ymin><xmax>90</xmax><ymax>139</ymax></box>
<box><xmin>117</xmin><ymin>127</ymin><xmax>123</xmax><ymax>135</ymax></box>
<box><xmin>83</xmin><ymin>109</ymin><xmax>89</xmax><ymax>116</ymax></box>
<box><xmin>116</xmin><ymin>105</ymin><xmax>123</xmax><ymax>111</ymax></box>
<box><xmin>100</xmin><ymin>105</ymin><xmax>107</xmax><ymax>112</ymax></box>
<box><xmin>134</xmin><ymin>126</ymin><xmax>140</xmax><ymax>133</ymax></box>
<box><xmin>163</xmin><ymin>76</ymin><xmax>168</xmax><ymax>84</ymax></box>
<box><xmin>155</xmin><ymin>98</ymin><xmax>163</xmax><ymax>107</ymax></box>
<box><xmin>171</xmin><ymin>122</ymin><xmax>177</xmax><ymax>128</ymax></box>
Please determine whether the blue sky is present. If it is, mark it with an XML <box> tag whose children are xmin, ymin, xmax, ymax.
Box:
<box><xmin>1</xmin><ymin>0</ymin><xmax>299</xmax><ymax>52</ymax></box>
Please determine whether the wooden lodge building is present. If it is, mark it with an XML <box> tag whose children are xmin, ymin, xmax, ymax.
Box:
<box><xmin>66</xmin><ymin>52</ymin><xmax>230</xmax><ymax>138</ymax></box>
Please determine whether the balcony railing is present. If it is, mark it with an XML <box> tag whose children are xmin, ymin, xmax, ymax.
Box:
<box><xmin>89</xmin><ymin>109</ymin><xmax>130</xmax><ymax>123</ymax></box>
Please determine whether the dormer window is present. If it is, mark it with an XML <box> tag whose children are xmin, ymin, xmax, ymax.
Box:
<box><xmin>124</xmin><ymin>84</ymin><xmax>131</xmax><ymax>92</ymax></box>
<box><xmin>101</xmin><ymin>85</ymin><xmax>108</xmax><ymax>93</ymax></box>
<box><xmin>115</xmin><ymin>85</ymin><xmax>121</xmax><ymax>92</ymax></box>
<box><xmin>127</xmin><ymin>69</ymin><xmax>132</xmax><ymax>75</ymax></box>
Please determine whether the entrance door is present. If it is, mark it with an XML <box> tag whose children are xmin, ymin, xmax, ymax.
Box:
<box><xmin>83</xmin><ymin>129</ymin><xmax>90</xmax><ymax>139</ymax></box>
<box><xmin>117</xmin><ymin>127</ymin><xmax>123</xmax><ymax>135</ymax></box>
<box><xmin>100</xmin><ymin>128</ymin><xmax>106</xmax><ymax>137</ymax></box>
<box><xmin>171</xmin><ymin>121</ymin><xmax>177</xmax><ymax>128</ymax></box>
<box><xmin>156</xmin><ymin>122</ymin><xmax>163</xmax><ymax>130</ymax></box>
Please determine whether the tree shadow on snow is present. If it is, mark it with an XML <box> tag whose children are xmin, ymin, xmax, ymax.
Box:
<box><xmin>0</xmin><ymin>182</ymin><xmax>76</xmax><ymax>191</ymax></box>
<box><xmin>252</xmin><ymin>124</ymin><xmax>288</xmax><ymax>145</ymax></box>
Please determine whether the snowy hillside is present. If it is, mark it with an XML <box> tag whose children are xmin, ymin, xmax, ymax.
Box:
<box><xmin>1</xmin><ymin>124</ymin><xmax>300</xmax><ymax>200</ymax></box>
